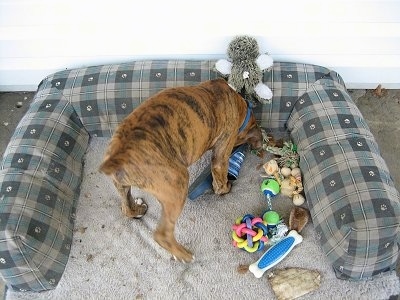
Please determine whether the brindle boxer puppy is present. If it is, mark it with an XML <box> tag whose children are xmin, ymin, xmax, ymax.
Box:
<box><xmin>100</xmin><ymin>78</ymin><xmax>263</xmax><ymax>263</ymax></box>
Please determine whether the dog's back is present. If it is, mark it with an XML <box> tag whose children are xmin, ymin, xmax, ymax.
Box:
<box><xmin>100</xmin><ymin>79</ymin><xmax>243</xmax><ymax>188</ymax></box>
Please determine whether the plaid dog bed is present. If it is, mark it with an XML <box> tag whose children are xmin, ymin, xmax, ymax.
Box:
<box><xmin>0</xmin><ymin>60</ymin><xmax>399</xmax><ymax>291</ymax></box>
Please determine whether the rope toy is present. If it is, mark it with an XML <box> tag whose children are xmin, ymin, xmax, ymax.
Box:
<box><xmin>232</xmin><ymin>214</ymin><xmax>269</xmax><ymax>253</ymax></box>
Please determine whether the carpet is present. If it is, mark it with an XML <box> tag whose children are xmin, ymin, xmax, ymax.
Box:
<box><xmin>7</xmin><ymin>138</ymin><xmax>400</xmax><ymax>300</ymax></box>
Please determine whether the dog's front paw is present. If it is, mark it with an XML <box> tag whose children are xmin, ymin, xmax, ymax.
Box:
<box><xmin>213</xmin><ymin>181</ymin><xmax>232</xmax><ymax>195</ymax></box>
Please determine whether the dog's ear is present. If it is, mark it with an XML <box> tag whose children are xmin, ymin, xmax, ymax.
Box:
<box><xmin>246</xmin><ymin>126</ymin><xmax>263</xmax><ymax>150</ymax></box>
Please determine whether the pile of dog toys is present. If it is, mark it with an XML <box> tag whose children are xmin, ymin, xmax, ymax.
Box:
<box><xmin>231</xmin><ymin>138</ymin><xmax>309</xmax><ymax>278</ymax></box>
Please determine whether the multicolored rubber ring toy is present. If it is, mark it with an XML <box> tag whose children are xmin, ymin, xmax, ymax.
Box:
<box><xmin>232</xmin><ymin>214</ymin><xmax>269</xmax><ymax>253</ymax></box>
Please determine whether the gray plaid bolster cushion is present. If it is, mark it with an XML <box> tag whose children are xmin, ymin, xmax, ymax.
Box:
<box><xmin>0</xmin><ymin>60</ymin><xmax>399</xmax><ymax>291</ymax></box>
<box><xmin>287</xmin><ymin>73</ymin><xmax>400</xmax><ymax>280</ymax></box>
<box><xmin>0</xmin><ymin>91</ymin><xmax>89</xmax><ymax>291</ymax></box>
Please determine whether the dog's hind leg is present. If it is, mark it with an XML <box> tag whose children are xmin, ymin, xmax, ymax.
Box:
<box><xmin>150</xmin><ymin>168</ymin><xmax>194</xmax><ymax>263</ymax></box>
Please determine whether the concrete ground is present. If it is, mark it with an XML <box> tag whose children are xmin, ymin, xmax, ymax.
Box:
<box><xmin>0</xmin><ymin>90</ymin><xmax>399</xmax><ymax>299</ymax></box>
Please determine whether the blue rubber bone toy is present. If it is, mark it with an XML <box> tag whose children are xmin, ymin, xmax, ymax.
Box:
<box><xmin>249</xmin><ymin>230</ymin><xmax>303</xmax><ymax>278</ymax></box>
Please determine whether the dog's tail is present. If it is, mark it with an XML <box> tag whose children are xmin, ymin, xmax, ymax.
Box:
<box><xmin>99</xmin><ymin>157</ymin><xmax>127</xmax><ymax>183</ymax></box>
<box><xmin>99</xmin><ymin>158</ymin><xmax>116</xmax><ymax>174</ymax></box>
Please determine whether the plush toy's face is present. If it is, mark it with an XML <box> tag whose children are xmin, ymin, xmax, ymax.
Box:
<box><xmin>227</xmin><ymin>36</ymin><xmax>259</xmax><ymax>61</ymax></box>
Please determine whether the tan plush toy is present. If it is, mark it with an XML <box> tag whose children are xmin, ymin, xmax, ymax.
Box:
<box><xmin>215</xmin><ymin>35</ymin><xmax>273</xmax><ymax>104</ymax></box>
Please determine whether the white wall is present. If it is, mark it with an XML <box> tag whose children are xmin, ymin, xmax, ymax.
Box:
<box><xmin>1</xmin><ymin>0</ymin><xmax>399</xmax><ymax>91</ymax></box>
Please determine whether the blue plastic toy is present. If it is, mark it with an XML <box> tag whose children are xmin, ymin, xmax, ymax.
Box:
<box><xmin>188</xmin><ymin>144</ymin><xmax>247</xmax><ymax>200</ymax></box>
<box><xmin>249</xmin><ymin>230</ymin><xmax>303</xmax><ymax>278</ymax></box>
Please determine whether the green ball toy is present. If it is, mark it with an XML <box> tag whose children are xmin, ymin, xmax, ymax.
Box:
<box><xmin>260</xmin><ymin>179</ymin><xmax>280</xmax><ymax>197</ymax></box>
<box><xmin>263</xmin><ymin>210</ymin><xmax>280</xmax><ymax>225</ymax></box>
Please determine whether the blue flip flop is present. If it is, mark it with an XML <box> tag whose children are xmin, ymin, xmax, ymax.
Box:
<box><xmin>188</xmin><ymin>144</ymin><xmax>248</xmax><ymax>200</ymax></box>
